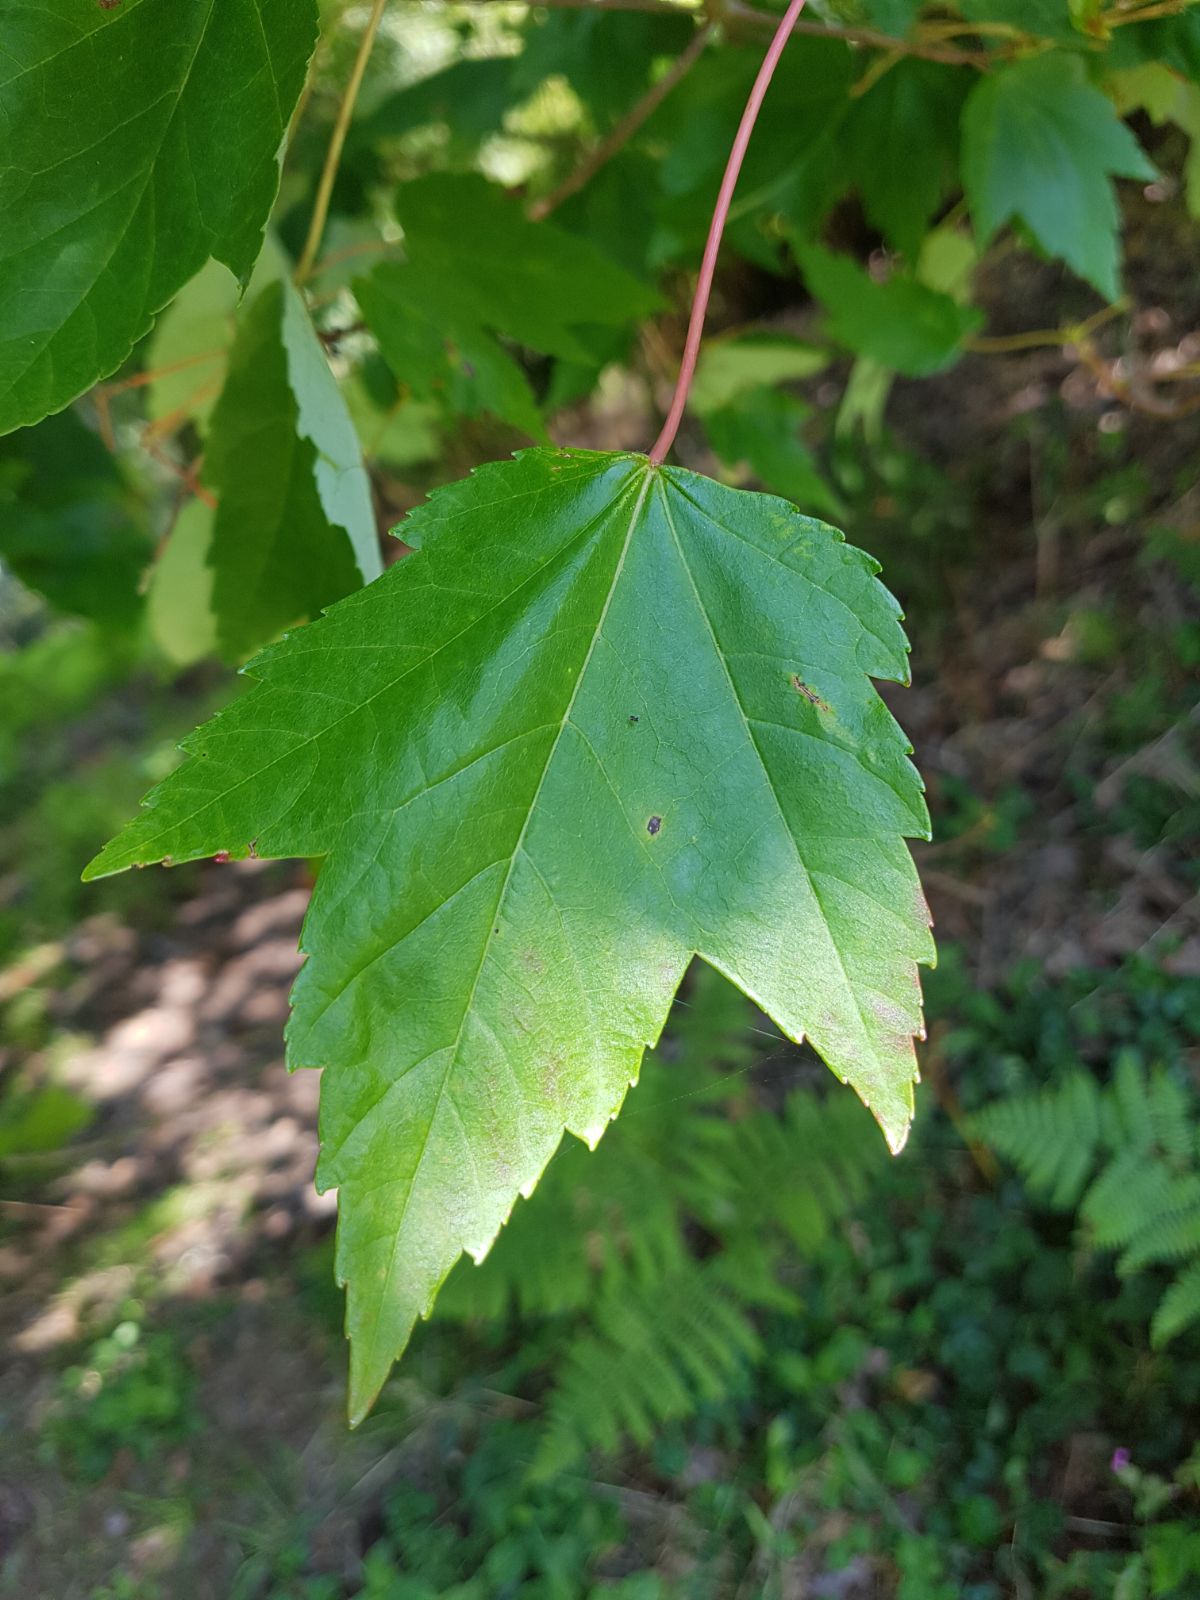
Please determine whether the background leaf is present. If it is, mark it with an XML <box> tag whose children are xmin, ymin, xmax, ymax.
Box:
<box><xmin>794</xmin><ymin>243</ymin><xmax>982</xmax><ymax>377</ymax></box>
<box><xmin>961</xmin><ymin>52</ymin><xmax>1156</xmax><ymax>300</ymax></box>
<box><xmin>842</xmin><ymin>59</ymin><xmax>968</xmax><ymax>257</ymax></box>
<box><xmin>356</xmin><ymin>176</ymin><xmax>661</xmax><ymax>439</ymax></box>
<box><xmin>702</xmin><ymin>388</ymin><xmax>842</xmax><ymax>520</ymax></box>
<box><xmin>0</xmin><ymin>0</ymin><xmax>317</xmax><ymax>434</ymax></box>
<box><xmin>145</xmin><ymin>241</ymin><xmax>288</xmax><ymax>438</ymax></box>
<box><xmin>202</xmin><ymin>280</ymin><xmax>380</xmax><ymax>660</ymax></box>
<box><xmin>146</xmin><ymin>500</ymin><xmax>218</xmax><ymax>667</ymax></box>
<box><xmin>0</xmin><ymin>410</ymin><xmax>151</xmax><ymax>627</ymax></box>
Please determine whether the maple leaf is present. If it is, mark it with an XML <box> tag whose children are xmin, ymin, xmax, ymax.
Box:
<box><xmin>961</xmin><ymin>53</ymin><xmax>1155</xmax><ymax>301</ymax></box>
<box><xmin>202</xmin><ymin>280</ymin><xmax>382</xmax><ymax>659</ymax></box>
<box><xmin>0</xmin><ymin>0</ymin><xmax>315</xmax><ymax>434</ymax></box>
<box><xmin>356</xmin><ymin>175</ymin><xmax>661</xmax><ymax>438</ymax></box>
<box><xmin>89</xmin><ymin>449</ymin><xmax>933</xmax><ymax>1420</ymax></box>
<box><xmin>794</xmin><ymin>243</ymin><xmax>981</xmax><ymax>378</ymax></box>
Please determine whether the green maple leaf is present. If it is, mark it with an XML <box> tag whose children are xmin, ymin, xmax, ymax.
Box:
<box><xmin>843</xmin><ymin>59</ymin><xmax>967</xmax><ymax>258</ymax></box>
<box><xmin>202</xmin><ymin>280</ymin><xmax>382</xmax><ymax>659</ymax></box>
<box><xmin>0</xmin><ymin>409</ymin><xmax>151</xmax><ymax>627</ymax></box>
<box><xmin>961</xmin><ymin>53</ymin><xmax>1156</xmax><ymax>301</ymax></box>
<box><xmin>701</xmin><ymin>388</ymin><xmax>842</xmax><ymax>521</ymax></box>
<box><xmin>356</xmin><ymin>176</ymin><xmax>661</xmax><ymax>437</ymax></box>
<box><xmin>87</xmin><ymin>450</ymin><xmax>933</xmax><ymax>1420</ymax></box>
<box><xmin>794</xmin><ymin>244</ymin><xmax>981</xmax><ymax>378</ymax></box>
<box><xmin>0</xmin><ymin>0</ymin><xmax>315</xmax><ymax>435</ymax></box>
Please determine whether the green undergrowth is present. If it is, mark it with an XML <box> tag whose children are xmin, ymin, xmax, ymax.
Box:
<box><xmin>249</xmin><ymin>951</ymin><xmax>1200</xmax><ymax>1600</ymax></box>
<box><xmin>0</xmin><ymin>613</ymin><xmax>231</xmax><ymax>965</ymax></box>
<box><xmin>3</xmin><ymin>413</ymin><xmax>1197</xmax><ymax>1598</ymax></box>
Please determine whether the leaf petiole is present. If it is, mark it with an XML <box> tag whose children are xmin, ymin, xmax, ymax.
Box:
<box><xmin>648</xmin><ymin>0</ymin><xmax>809</xmax><ymax>464</ymax></box>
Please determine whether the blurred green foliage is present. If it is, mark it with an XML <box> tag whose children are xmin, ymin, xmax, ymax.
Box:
<box><xmin>43</xmin><ymin>1316</ymin><xmax>199</xmax><ymax>1485</ymax></box>
<box><xmin>234</xmin><ymin>950</ymin><xmax>1200</xmax><ymax>1600</ymax></box>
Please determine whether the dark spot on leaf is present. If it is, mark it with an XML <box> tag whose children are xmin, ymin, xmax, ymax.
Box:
<box><xmin>646</xmin><ymin>816</ymin><xmax>662</xmax><ymax>837</ymax></box>
<box><xmin>628</xmin><ymin>714</ymin><xmax>639</xmax><ymax>725</ymax></box>
<box><xmin>791</xmin><ymin>675</ymin><xmax>832</xmax><ymax>712</ymax></box>
<box><xmin>96</xmin><ymin>0</ymin><xmax>122</xmax><ymax>8</ymax></box>
<box><xmin>214</xmin><ymin>850</ymin><xmax>230</xmax><ymax>864</ymax></box>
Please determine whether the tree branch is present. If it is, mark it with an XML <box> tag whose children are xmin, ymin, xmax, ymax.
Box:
<box><xmin>528</xmin><ymin>22</ymin><xmax>716</xmax><ymax>221</ymax></box>
<box><xmin>295</xmin><ymin>0</ymin><xmax>389</xmax><ymax>286</ymax></box>
<box><xmin>723</xmin><ymin>1</ymin><xmax>990</xmax><ymax>64</ymax></box>
<box><xmin>448</xmin><ymin>0</ymin><xmax>994</xmax><ymax>66</ymax></box>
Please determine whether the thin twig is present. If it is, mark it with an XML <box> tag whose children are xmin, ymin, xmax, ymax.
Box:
<box><xmin>97</xmin><ymin>348</ymin><xmax>224</xmax><ymax>396</ymax></box>
<box><xmin>649</xmin><ymin>0</ymin><xmax>809</xmax><ymax>463</ymax></box>
<box><xmin>1106</xmin><ymin>0</ymin><xmax>1194</xmax><ymax>25</ymax></box>
<box><xmin>1078</xmin><ymin>342</ymin><xmax>1200</xmax><ymax>418</ymax></box>
<box><xmin>724</xmin><ymin>0</ymin><xmax>992</xmax><ymax>63</ymax></box>
<box><xmin>308</xmin><ymin>236</ymin><xmax>401</xmax><ymax>281</ymax></box>
<box><xmin>294</xmin><ymin>0</ymin><xmax>389</xmax><ymax>286</ymax></box>
<box><xmin>529</xmin><ymin>23</ymin><xmax>715</xmax><ymax>221</ymax></box>
<box><xmin>444</xmin><ymin>0</ymin><xmax>994</xmax><ymax>63</ymax></box>
<box><xmin>965</xmin><ymin>299</ymin><xmax>1130</xmax><ymax>354</ymax></box>
<box><xmin>849</xmin><ymin>43</ymin><xmax>904</xmax><ymax>97</ymax></box>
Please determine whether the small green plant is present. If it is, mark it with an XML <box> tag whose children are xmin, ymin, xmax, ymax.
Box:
<box><xmin>973</xmin><ymin>1050</ymin><xmax>1200</xmax><ymax>1347</ymax></box>
<box><xmin>256</xmin><ymin>1418</ymin><xmax>673</xmax><ymax>1600</ymax></box>
<box><xmin>44</xmin><ymin>1317</ymin><xmax>199</xmax><ymax>1483</ymax></box>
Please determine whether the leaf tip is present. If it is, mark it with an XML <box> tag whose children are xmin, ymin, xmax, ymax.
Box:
<box><xmin>884</xmin><ymin>1116</ymin><xmax>912</xmax><ymax>1156</ymax></box>
<box><xmin>81</xmin><ymin>844</ymin><xmax>120</xmax><ymax>883</ymax></box>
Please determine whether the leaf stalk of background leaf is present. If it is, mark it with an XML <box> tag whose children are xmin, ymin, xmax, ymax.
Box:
<box><xmin>295</xmin><ymin>0</ymin><xmax>390</xmax><ymax>286</ymax></box>
<box><xmin>648</xmin><ymin>0</ymin><xmax>809</xmax><ymax>464</ymax></box>
<box><xmin>528</xmin><ymin>22</ymin><xmax>716</xmax><ymax>221</ymax></box>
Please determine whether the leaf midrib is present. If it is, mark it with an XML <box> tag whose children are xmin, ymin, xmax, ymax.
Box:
<box><xmin>349</xmin><ymin>462</ymin><xmax>656</xmax><ymax>1399</ymax></box>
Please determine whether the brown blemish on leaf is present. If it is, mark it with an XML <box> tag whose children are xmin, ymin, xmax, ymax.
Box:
<box><xmin>792</xmin><ymin>676</ymin><xmax>832</xmax><ymax>713</ymax></box>
<box><xmin>542</xmin><ymin>1049</ymin><xmax>564</xmax><ymax>1105</ymax></box>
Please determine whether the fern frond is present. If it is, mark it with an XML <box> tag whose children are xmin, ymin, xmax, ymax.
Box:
<box><xmin>1106</xmin><ymin>1050</ymin><xmax>1157</xmax><ymax>1154</ymax></box>
<box><xmin>1152</xmin><ymin>1260</ymin><xmax>1200</xmax><ymax>1348</ymax></box>
<box><xmin>1147</xmin><ymin>1069</ymin><xmax>1193</xmax><ymax>1163</ymax></box>
<box><xmin>433</xmin><ymin>1128</ymin><xmax>685</xmax><ymax>1322</ymax></box>
<box><xmin>710</xmin><ymin>1231</ymin><xmax>801</xmax><ymax>1313</ymax></box>
<box><xmin>972</xmin><ymin>1073</ymin><xmax>1103</xmax><ymax>1207</ymax></box>
<box><xmin>1080</xmin><ymin>1153</ymin><xmax>1179</xmax><ymax>1249</ymax></box>
<box><xmin>697</xmin><ymin>1090</ymin><xmax>883</xmax><ymax>1252</ymax></box>
<box><xmin>1119</xmin><ymin>1192</ymin><xmax>1200</xmax><ymax>1274</ymax></box>
<box><xmin>531</xmin><ymin>1260</ymin><xmax>760</xmax><ymax>1478</ymax></box>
